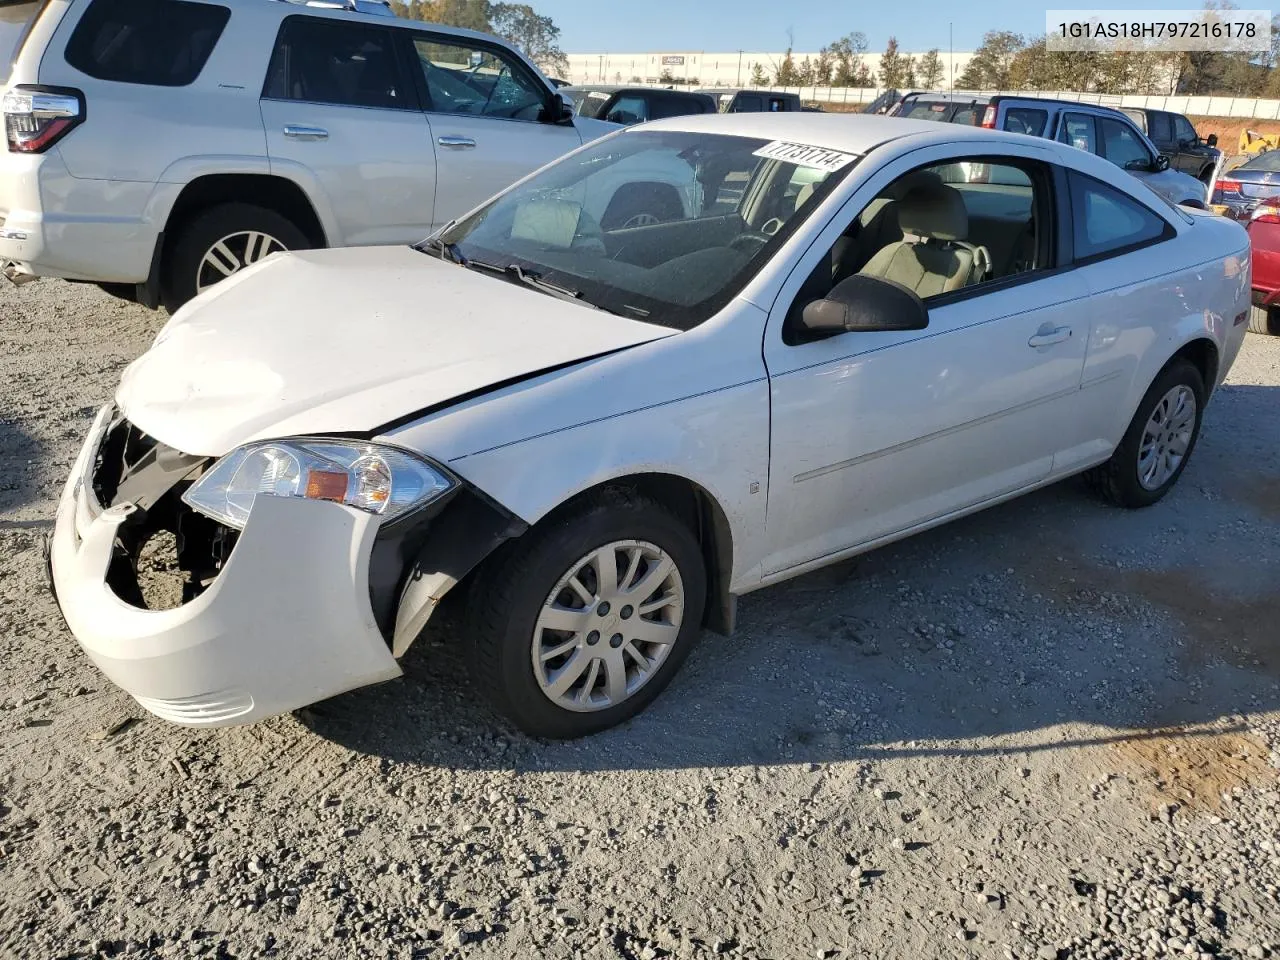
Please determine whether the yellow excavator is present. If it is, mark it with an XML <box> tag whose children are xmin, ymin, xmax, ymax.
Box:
<box><xmin>1239</xmin><ymin>128</ymin><xmax>1280</xmax><ymax>157</ymax></box>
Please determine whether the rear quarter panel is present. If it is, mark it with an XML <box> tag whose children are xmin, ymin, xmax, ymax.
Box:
<box><xmin>1061</xmin><ymin>212</ymin><xmax>1250</xmax><ymax>472</ymax></box>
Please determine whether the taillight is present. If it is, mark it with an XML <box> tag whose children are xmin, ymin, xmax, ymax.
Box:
<box><xmin>3</xmin><ymin>85</ymin><xmax>85</xmax><ymax>154</ymax></box>
<box><xmin>980</xmin><ymin>105</ymin><xmax>996</xmax><ymax>129</ymax></box>
<box><xmin>1250</xmin><ymin>202</ymin><xmax>1280</xmax><ymax>225</ymax></box>
<box><xmin>1216</xmin><ymin>177</ymin><xmax>1242</xmax><ymax>195</ymax></box>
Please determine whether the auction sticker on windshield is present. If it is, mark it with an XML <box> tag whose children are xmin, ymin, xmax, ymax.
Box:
<box><xmin>752</xmin><ymin>141</ymin><xmax>857</xmax><ymax>172</ymax></box>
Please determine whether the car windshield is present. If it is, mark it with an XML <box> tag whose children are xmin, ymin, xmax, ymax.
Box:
<box><xmin>430</xmin><ymin>130</ymin><xmax>857</xmax><ymax>330</ymax></box>
<box><xmin>1242</xmin><ymin>151</ymin><xmax>1280</xmax><ymax>173</ymax></box>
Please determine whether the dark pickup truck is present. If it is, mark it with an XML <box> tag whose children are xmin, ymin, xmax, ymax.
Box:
<box><xmin>1121</xmin><ymin>108</ymin><xmax>1221</xmax><ymax>184</ymax></box>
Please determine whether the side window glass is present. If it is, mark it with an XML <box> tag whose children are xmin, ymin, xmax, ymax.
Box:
<box><xmin>605</xmin><ymin>95</ymin><xmax>648</xmax><ymax>125</ymax></box>
<box><xmin>1148</xmin><ymin>112</ymin><xmax>1173</xmax><ymax>143</ymax></box>
<box><xmin>787</xmin><ymin>157</ymin><xmax>1048</xmax><ymax>337</ymax></box>
<box><xmin>1173</xmin><ymin>115</ymin><xmax>1197</xmax><ymax>144</ymax></box>
<box><xmin>1069</xmin><ymin>171</ymin><xmax>1169</xmax><ymax>260</ymax></box>
<box><xmin>413</xmin><ymin>37</ymin><xmax>546</xmax><ymax>121</ymax></box>
<box><xmin>264</xmin><ymin>18</ymin><xmax>404</xmax><ymax>109</ymax></box>
<box><xmin>734</xmin><ymin>95</ymin><xmax>763</xmax><ymax>112</ymax></box>
<box><xmin>1002</xmin><ymin>107</ymin><xmax>1047</xmax><ymax>136</ymax></box>
<box><xmin>66</xmin><ymin>0</ymin><xmax>230</xmax><ymax>87</ymax></box>
<box><xmin>1099</xmin><ymin>118</ymin><xmax>1153</xmax><ymax>170</ymax></box>
<box><xmin>1057</xmin><ymin>113</ymin><xmax>1098</xmax><ymax>155</ymax></box>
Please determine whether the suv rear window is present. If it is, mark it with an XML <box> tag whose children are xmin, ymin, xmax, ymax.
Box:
<box><xmin>1002</xmin><ymin>107</ymin><xmax>1047</xmax><ymax>137</ymax></box>
<box><xmin>64</xmin><ymin>0</ymin><xmax>229</xmax><ymax>86</ymax></box>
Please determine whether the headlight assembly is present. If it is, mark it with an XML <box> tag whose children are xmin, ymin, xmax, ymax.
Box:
<box><xmin>182</xmin><ymin>439</ymin><xmax>453</xmax><ymax>530</ymax></box>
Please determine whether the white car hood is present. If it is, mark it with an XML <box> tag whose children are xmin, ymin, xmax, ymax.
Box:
<box><xmin>116</xmin><ymin>246</ymin><xmax>673</xmax><ymax>457</ymax></box>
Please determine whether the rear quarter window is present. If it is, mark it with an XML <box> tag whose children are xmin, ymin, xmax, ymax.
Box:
<box><xmin>64</xmin><ymin>0</ymin><xmax>230</xmax><ymax>86</ymax></box>
<box><xmin>1002</xmin><ymin>107</ymin><xmax>1047</xmax><ymax>137</ymax></box>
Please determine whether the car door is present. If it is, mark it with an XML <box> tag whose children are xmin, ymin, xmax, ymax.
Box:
<box><xmin>259</xmin><ymin>15</ymin><xmax>438</xmax><ymax>247</ymax></box>
<box><xmin>1051</xmin><ymin>169</ymin><xmax>1182</xmax><ymax>474</ymax></box>
<box><xmin>761</xmin><ymin>147</ymin><xmax>1089</xmax><ymax>577</ymax></box>
<box><xmin>1171</xmin><ymin>114</ymin><xmax>1203</xmax><ymax>175</ymax></box>
<box><xmin>406</xmin><ymin>32</ymin><xmax>582</xmax><ymax>228</ymax></box>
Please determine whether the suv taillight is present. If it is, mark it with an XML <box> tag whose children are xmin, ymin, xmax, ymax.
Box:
<box><xmin>1250</xmin><ymin>201</ymin><xmax>1280</xmax><ymax>225</ymax></box>
<box><xmin>3</xmin><ymin>85</ymin><xmax>85</xmax><ymax>154</ymax></box>
<box><xmin>980</xmin><ymin>105</ymin><xmax>996</xmax><ymax>129</ymax></box>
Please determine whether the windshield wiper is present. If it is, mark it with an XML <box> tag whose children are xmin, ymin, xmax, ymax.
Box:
<box><xmin>419</xmin><ymin>235</ymin><xmax>468</xmax><ymax>266</ymax></box>
<box><xmin>467</xmin><ymin>260</ymin><xmax>600</xmax><ymax>310</ymax></box>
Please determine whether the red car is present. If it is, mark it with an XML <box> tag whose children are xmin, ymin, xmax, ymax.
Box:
<box><xmin>1247</xmin><ymin>199</ymin><xmax>1280</xmax><ymax>335</ymax></box>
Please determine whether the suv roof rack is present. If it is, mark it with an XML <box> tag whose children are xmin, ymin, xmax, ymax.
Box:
<box><xmin>275</xmin><ymin>0</ymin><xmax>395</xmax><ymax>16</ymax></box>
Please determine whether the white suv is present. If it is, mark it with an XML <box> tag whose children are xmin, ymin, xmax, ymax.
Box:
<box><xmin>1</xmin><ymin>0</ymin><xmax>618</xmax><ymax>309</ymax></box>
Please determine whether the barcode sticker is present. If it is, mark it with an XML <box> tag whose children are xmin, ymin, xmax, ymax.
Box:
<box><xmin>752</xmin><ymin>140</ymin><xmax>857</xmax><ymax>172</ymax></box>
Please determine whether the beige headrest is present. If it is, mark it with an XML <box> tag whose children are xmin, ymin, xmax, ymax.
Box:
<box><xmin>897</xmin><ymin>183</ymin><xmax>968</xmax><ymax>242</ymax></box>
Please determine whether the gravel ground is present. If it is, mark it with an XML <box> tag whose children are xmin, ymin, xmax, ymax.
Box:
<box><xmin>2</xmin><ymin>278</ymin><xmax>1279</xmax><ymax>960</ymax></box>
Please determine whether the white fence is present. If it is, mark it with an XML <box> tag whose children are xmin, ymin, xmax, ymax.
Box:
<box><xmin>670</xmin><ymin>84</ymin><xmax>1280</xmax><ymax>120</ymax></box>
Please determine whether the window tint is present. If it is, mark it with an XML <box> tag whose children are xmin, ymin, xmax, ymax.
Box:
<box><xmin>1069</xmin><ymin>171</ymin><xmax>1169</xmax><ymax>260</ymax></box>
<box><xmin>1173</xmin><ymin>114</ymin><xmax>1197</xmax><ymax>145</ymax></box>
<box><xmin>1002</xmin><ymin>107</ymin><xmax>1047</xmax><ymax>136</ymax></box>
<box><xmin>264</xmin><ymin>18</ymin><xmax>406</xmax><ymax>108</ymax></box>
<box><xmin>606</xmin><ymin>95</ymin><xmax>648</xmax><ymax>125</ymax></box>
<box><xmin>1147</xmin><ymin>111</ymin><xmax>1173</xmax><ymax>143</ymax></box>
<box><xmin>649</xmin><ymin>94</ymin><xmax>702</xmax><ymax>119</ymax></box>
<box><xmin>1058</xmin><ymin>113</ymin><xmax>1097</xmax><ymax>154</ymax></box>
<box><xmin>64</xmin><ymin>0</ymin><xmax>229</xmax><ymax>86</ymax></box>
<box><xmin>413</xmin><ymin>37</ymin><xmax>546</xmax><ymax>120</ymax></box>
<box><xmin>902</xmin><ymin>99</ymin><xmax>952</xmax><ymax>121</ymax></box>
<box><xmin>951</xmin><ymin>105</ymin><xmax>980</xmax><ymax>125</ymax></box>
<box><xmin>733</xmin><ymin>95</ymin><xmax>763</xmax><ymax>112</ymax></box>
<box><xmin>1099</xmin><ymin>117</ymin><xmax>1152</xmax><ymax>170</ymax></box>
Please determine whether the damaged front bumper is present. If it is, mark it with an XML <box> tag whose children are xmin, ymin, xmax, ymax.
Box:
<box><xmin>49</xmin><ymin>406</ymin><xmax>402</xmax><ymax>726</ymax></box>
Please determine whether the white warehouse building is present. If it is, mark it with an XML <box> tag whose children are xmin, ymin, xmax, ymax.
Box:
<box><xmin>563</xmin><ymin>50</ymin><xmax>976</xmax><ymax>90</ymax></box>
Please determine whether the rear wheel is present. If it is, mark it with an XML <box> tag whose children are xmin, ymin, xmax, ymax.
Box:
<box><xmin>1250</xmin><ymin>304</ymin><xmax>1278</xmax><ymax>335</ymax></box>
<box><xmin>163</xmin><ymin>203</ymin><xmax>310</xmax><ymax>312</ymax></box>
<box><xmin>465</xmin><ymin>490</ymin><xmax>706</xmax><ymax>739</ymax></box>
<box><xmin>1086</xmin><ymin>359</ymin><xmax>1205</xmax><ymax>509</ymax></box>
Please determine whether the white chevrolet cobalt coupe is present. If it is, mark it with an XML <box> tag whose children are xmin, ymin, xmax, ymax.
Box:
<box><xmin>50</xmin><ymin>114</ymin><xmax>1251</xmax><ymax>738</ymax></box>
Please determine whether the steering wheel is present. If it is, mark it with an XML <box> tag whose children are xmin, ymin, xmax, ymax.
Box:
<box><xmin>729</xmin><ymin>233</ymin><xmax>770</xmax><ymax>253</ymax></box>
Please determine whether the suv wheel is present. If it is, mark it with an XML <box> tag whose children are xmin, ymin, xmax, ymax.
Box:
<box><xmin>164</xmin><ymin>203</ymin><xmax>310</xmax><ymax>311</ymax></box>
<box><xmin>1250</xmin><ymin>304</ymin><xmax>1278</xmax><ymax>335</ymax></box>
<box><xmin>465</xmin><ymin>490</ymin><xmax>706</xmax><ymax>739</ymax></box>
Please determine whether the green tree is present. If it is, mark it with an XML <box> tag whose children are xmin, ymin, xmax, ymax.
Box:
<box><xmin>957</xmin><ymin>29</ymin><xmax>1024</xmax><ymax>89</ymax></box>
<box><xmin>902</xmin><ymin>55</ymin><xmax>917</xmax><ymax>87</ymax></box>
<box><xmin>490</xmin><ymin>3</ymin><xmax>567</xmax><ymax>77</ymax></box>
<box><xmin>829</xmin><ymin>32</ymin><xmax>869</xmax><ymax>86</ymax></box>
<box><xmin>795</xmin><ymin>56</ymin><xmax>816</xmax><ymax>86</ymax></box>
<box><xmin>750</xmin><ymin>62</ymin><xmax>768</xmax><ymax>86</ymax></box>
<box><xmin>813</xmin><ymin>48</ymin><xmax>834</xmax><ymax>85</ymax></box>
<box><xmin>917</xmin><ymin>48</ymin><xmax>945</xmax><ymax>88</ymax></box>
<box><xmin>775</xmin><ymin>49</ymin><xmax>799</xmax><ymax>85</ymax></box>
<box><xmin>878</xmin><ymin>36</ymin><xmax>908</xmax><ymax>89</ymax></box>
<box><xmin>658</xmin><ymin>68</ymin><xmax>678</xmax><ymax>84</ymax></box>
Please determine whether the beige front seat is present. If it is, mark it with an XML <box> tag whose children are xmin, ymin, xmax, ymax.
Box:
<box><xmin>858</xmin><ymin>183</ymin><xmax>989</xmax><ymax>298</ymax></box>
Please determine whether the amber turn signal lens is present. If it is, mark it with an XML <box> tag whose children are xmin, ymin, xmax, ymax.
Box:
<box><xmin>305</xmin><ymin>469</ymin><xmax>349</xmax><ymax>503</ymax></box>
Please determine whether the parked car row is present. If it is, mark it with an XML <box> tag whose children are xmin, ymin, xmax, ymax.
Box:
<box><xmin>887</xmin><ymin>92</ymin><xmax>1210</xmax><ymax>208</ymax></box>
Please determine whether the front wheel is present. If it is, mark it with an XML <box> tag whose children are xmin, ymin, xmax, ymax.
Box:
<box><xmin>1086</xmin><ymin>359</ymin><xmax>1205</xmax><ymax>508</ymax></box>
<box><xmin>163</xmin><ymin>203</ymin><xmax>310</xmax><ymax>312</ymax></box>
<box><xmin>465</xmin><ymin>490</ymin><xmax>707</xmax><ymax>739</ymax></box>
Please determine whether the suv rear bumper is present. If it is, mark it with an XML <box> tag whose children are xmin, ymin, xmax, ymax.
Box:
<box><xmin>0</xmin><ymin>149</ymin><xmax>160</xmax><ymax>284</ymax></box>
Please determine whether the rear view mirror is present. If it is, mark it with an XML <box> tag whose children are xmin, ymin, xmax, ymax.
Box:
<box><xmin>801</xmin><ymin>275</ymin><xmax>929</xmax><ymax>336</ymax></box>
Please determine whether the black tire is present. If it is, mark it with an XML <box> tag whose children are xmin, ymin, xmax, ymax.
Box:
<box><xmin>1086</xmin><ymin>358</ymin><xmax>1206</xmax><ymax>509</ymax></box>
<box><xmin>163</xmin><ymin>202</ymin><xmax>310</xmax><ymax>312</ymax></box>
<box><xmin>1250</xmin><ymin>304</ymin><xmax>1278</xmax><ymax>335</ymax></box>
<box><xmin>464</xmin><ymin>489</ymin><xmax>707</xmax><ymax>739</ymax></box>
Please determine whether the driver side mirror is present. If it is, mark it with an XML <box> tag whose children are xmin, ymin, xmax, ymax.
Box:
<box><xmin>543</xmin><ymin>91</ymin><xmax>575</xmax><ymax>125</ymax></box>
<box><xmin>1206</xmin><ymin>133</ymin><xmax>1218</xmax><ymax>148</ymax></box>
<box><xmin>801</xmin><ymin>275</ymin><xmax>929</xmax><ymax>337</ymax></box>
<box><xmin>1151</xmin><ymin>154</ymin><xmax>1170</xmax><ymax>172</ymax></box>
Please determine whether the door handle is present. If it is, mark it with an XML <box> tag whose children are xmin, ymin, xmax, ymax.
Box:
<box><xmin>283</xmin><ymin>125</ymin><xmax>328</xmax><ymax>141</ymax></box>
<box><xmin>1028</xmin><ymin>325</ymin><xmax>1073</xmax><ymax>348</ymax></box>
<box><xmin>437</xmin><ymin>135</ymin><xmax>477</xmax><ymax>148</ymax></box>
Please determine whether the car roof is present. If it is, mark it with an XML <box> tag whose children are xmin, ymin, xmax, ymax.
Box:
<box><xmin>563</xmin><ymin>85</ymin><xmax>711</xmax><ymax>97</ymax></box>
<box><xmin>707</xmin><ymin>88</ymin><xmax>801</xmax><ymax>98</ymax></box>
<box><xmin>636</xmin><ymin>111</ymin><xmax>1057</xmax><ymax>155</ymax></box>
<box><xmin>244</xmin><ymin>0</ymin><xmax>509</xmax><ymax>43</ymax></box>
